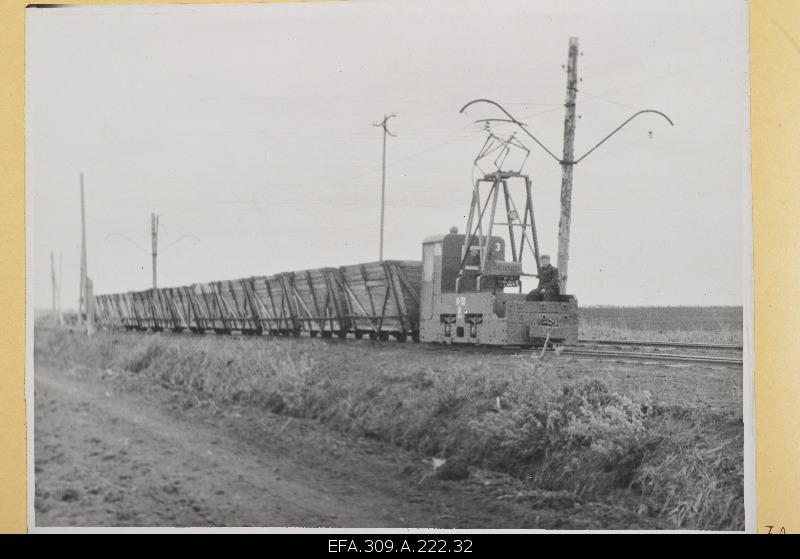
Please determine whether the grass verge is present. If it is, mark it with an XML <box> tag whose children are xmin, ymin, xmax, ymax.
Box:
<box><xmin>34</xmin><ymin>327</ymin><xmax>744</xmax><ymax>530</ymax></box>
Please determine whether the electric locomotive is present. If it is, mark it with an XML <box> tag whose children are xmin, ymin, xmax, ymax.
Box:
<box><xmin>419</xmin><ymin>171</ymin><xmax>579</xmax><ymax>347</ymax></box>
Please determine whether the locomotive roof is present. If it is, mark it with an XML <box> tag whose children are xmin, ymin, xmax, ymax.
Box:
<box><xmin>422</xmin><ymin>234</ymin><xmax>447</xmax><ymax>244</ymax></box>
<box><xmin>423</xmin><ymin>233</ymin><xmax>505</xmax><ymax>245</ymax></box>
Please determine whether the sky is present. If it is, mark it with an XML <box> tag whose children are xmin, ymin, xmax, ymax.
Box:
<box><xmin>26</xmin><ymin>0</ymin><xmax>750</xmax><ymax>308</ymax></box>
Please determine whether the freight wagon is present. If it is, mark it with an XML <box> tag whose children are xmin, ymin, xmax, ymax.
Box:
<box><xmin>94</xmin><ymin>261</ymin><xmax>423</xmax><ymax>342</ymax></box>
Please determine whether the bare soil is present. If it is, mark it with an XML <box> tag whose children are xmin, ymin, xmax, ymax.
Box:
<box><xmin>34</xmin><ymin>359</ymin><xmax>658</xmax><ymax>529</ymax></box>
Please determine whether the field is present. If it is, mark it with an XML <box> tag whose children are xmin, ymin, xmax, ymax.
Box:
<box><xmin>581</xmin><ymin>306</ymin><xmax>743</xmax><ymax>343</ymax></box>
<box><xmin>33</xmin><ymin>307</ymin><xmax>745</xmax><ymax>530</ymax></box>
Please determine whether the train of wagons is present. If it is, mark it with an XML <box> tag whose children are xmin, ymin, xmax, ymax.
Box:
<box><xmin>93</xmin><ymin>170</ymin><xmax>580</xmax><ymax>347</ymax></box>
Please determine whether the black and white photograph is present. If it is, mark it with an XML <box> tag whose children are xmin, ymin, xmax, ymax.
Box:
<box><xmin>27</xmin><ymin>0</ymin><xmax>753</xmax><ymax>531</ymax></box>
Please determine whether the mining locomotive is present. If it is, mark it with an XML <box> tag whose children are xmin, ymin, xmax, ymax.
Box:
<box><xmin>419</xmin><ymin>171</ymin><xmax>578</xmax><ymax>347</ymax></box>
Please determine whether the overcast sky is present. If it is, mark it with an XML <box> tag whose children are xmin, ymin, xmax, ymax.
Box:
<box><xmin>26</xmin><ymin>0</ymin><xmax>749</xmax><ymax>308</ymax></box>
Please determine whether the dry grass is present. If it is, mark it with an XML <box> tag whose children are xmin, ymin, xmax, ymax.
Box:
<box><xmin>580</xmin><ymin>320</ymin><xmax>743</xmax><ymax>345</ymax></box>
<box><xmin>34</xmin><ymin>327</ymin><xmax>744</xmax><ymax>530</ymax></box>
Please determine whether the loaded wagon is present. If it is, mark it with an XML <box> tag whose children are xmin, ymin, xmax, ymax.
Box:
<box><xmin>93</xmin><ymin>260</ymin><xmax>423</xmax><ymax>342</ymax></box>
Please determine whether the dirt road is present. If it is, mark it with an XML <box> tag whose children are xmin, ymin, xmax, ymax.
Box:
<box><xmin>36</xmin><ymin>360</ymin><xmax>647</xmax><ymax>529</ymax></box>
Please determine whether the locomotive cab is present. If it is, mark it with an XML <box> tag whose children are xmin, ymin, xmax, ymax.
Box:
<box><xmin>419</xmin><ymin>232</ymin><xmax>578</xmax><ymax>347</ymax></box>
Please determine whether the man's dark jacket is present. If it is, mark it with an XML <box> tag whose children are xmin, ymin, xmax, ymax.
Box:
<box><xmin>537</xmin><ymin>264</ymin><xmax>559</xmax><ymax>291</ymax></box>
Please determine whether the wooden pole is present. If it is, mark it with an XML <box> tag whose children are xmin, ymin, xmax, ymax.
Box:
<box><xmin>151</xmin><ymin>213</ymin><xmax>159</xmax><ymax>289</ymax></box>
<box><xmin>86</xmin><ymin>277</ymin><xmax>95</xmax><ymax>336</ymax></box>
<box><xmin>557</xmin><ymin>37</ymin><xmax>579</xmax><ymax>294</ymax></box>
<box><xmin>373</xmin><ymin>114</ymin><xmax>395</xmax><ymax>261</ymax></box>
<box><xmin>58</xmin><ymin>252</ymin><xmax>63</xmax><ymax>325</ymax></box>
<box><xmin>379</xmin><ymin>126</ymin><xmax>387</xmax><ymax>262</ymax></box>
<box><xmin>79</xmin><ymin>172</ymin><xmax>86</xmax><ymax>325</ymax></box>
<box><xmin>50</xmin><ymin>251</ymin><xmax>57</xmax><ymax>323</ymax></box>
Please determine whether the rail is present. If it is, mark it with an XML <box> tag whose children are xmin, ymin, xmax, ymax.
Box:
<box><xmin>562</xmin><ymin>347</ymin><xmax>743</xmax><ymax>367</ymax></box>
<box><xmin>578</xmin><ymin>339</ymin><xmax>743</xmax><ymax>351</ymax></box>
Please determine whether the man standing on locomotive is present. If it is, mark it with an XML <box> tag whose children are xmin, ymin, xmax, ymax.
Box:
<box><xmin>526</xmin><ymin>254</ymin><xmax>560</xmax><ymax>302</ymax></box>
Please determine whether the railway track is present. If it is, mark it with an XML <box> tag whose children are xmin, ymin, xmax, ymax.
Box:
<box><xmin>560</xmin><ymin>347</ymin><xmax>743</xmax><ymax>367</ymax></box>
<box><xmin>567</xmin><ymin>338</ymin><xmax>744</xmax><ymax>367</ymax></box>
<box><xmin>407</xmin><ymin>339</ymin><xmax>743</xmax><ymax>367</ymax></box>
<box><xmin>578</xmin><ymin>338</ymin><xmax>743</xmax><ymax>351</ymax></box>
<box><xmin>463</xmin><ymin>345</ymin><xmax>743</xmax><ymax>367</ymax></box>
<box><xmin>412</xmin><ymin>338</ymin><xmax>743</xmax><ymax>367</ymax></box>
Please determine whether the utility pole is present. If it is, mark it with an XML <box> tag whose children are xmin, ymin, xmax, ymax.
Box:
<box><xmin>151</xmin><ymin>212</ymin><xmax>159</xmax><ymax>289</ymax></box>
<box><xmin>50</xmin><ymin>251</ymin><xmax>57</xmax><ymax>324</ymax></box>
<box><xmin>58</xmin><ymin>252</ymin><xmax>63</xmax><ymax>325</ymax></box>
<box><xmin>86</xmin><ymin>277</ymin><xmax>95</xmax><ymax>336</ymax></box>
<box><xmin>373</xmin><ymin>113</ymin><xmax>396</xmax><ymax>261</ymax></box>
<box><xmin>79</xmin><ymin>172</ymin><xmax>87</xmax><ymax>325</ymax></box>
<box><xmin>557</xmin><ymin>37</ymin><xmax>579</xmax><ymax>294</ymax></box>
